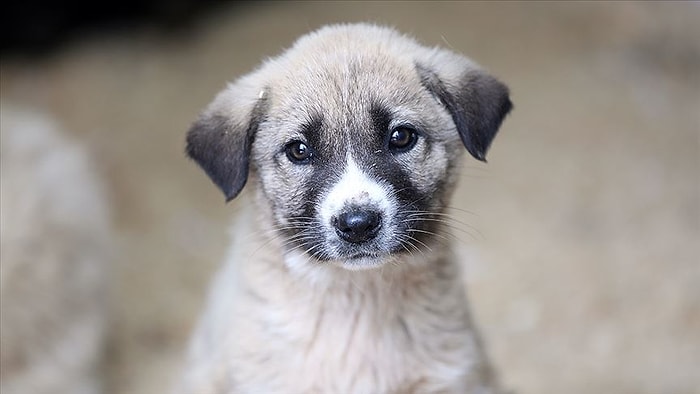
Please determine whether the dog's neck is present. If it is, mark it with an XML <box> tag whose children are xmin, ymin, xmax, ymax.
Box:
<box><xmin>194</xmin><ymin>196</ymin><xmax>494</xmax><ymax>393</ymax></box>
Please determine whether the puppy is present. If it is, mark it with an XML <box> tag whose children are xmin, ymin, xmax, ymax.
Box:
<box><xmin>180</xmin><ymin>23</ymin><xmax>512</xmax><ymax>394</ymax></box>
<box><xmin>0</xmin><ymin>106</ymin><xmax>110</xmax><ymax>394</ymax></box>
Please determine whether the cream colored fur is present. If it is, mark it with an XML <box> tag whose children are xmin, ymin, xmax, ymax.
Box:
<box><xmin>179</xmin><ymin>204</ymin><xmax>498</xmax><ymax>394</ymax></box>
<box><xmin>178</xmin><ymin>23</ymin><xmax>508</xmax><ymax>394</ymax></box>
<box><xmin>0</xmin><ymin>107</ymin><xmax>111</xmax><ymax>394</ymax></box>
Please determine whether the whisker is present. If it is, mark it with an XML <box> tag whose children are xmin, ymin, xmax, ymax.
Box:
<box><xmin>400</xmin><ymin>217</ymin><xmax>480</xmax><ymax>241</ymax></box>
<box><xmin>405</xmin><ymin>228</ymin><xmax>453</xmax><ymax>245</ymax></box>
<box><xmin>395</xmin><ymin>234</ymin><xmax>429</xmax><ymax>259</ymax></box>
<box><xmin>404</xmin><ymin>234</ymin><xmax>433</xmax><ymax>253</ymax></box>
<box><xmin>404</xmin><ymin>211</ymin><xmax>477</xmax><ymax>221</ymax></box>
<box><xmin>395</xmin><ymin>236</ymin><xmax>416</xmax><ymax>256</ymax></box>
<box><xmin>400</xmin><ymin>211</ymin><xmax>484</xmax><ymax>241</ymax></box>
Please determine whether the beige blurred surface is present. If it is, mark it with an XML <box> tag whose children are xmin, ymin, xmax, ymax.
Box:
<box><xmin>1</xmin><ymin>2</ymin><xmax>698</xmax><ymax>394</ymax></box>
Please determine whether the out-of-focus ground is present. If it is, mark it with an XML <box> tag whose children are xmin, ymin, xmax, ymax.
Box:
<box><xmin>1</xmin><ymin>2</ymin><xmax>698</xmax><ymax>394</ymax></box>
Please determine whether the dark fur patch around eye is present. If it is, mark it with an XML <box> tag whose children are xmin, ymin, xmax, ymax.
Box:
<box><xmin>300</xmin><ymin>114</ymin><xmax>324</xmax><ymax>137</ymax></box>
<box><xmin>370</xmin><ymin>103</ymin><xmax>392</xmax><ymax>141</ymax></box>
<box><xmin>291</xmin><ymin>113</ymin><xmax>325</xmax><ymax>165</ymax></box>
<box><xmin>278</xmin><ymin>163</ymin><xmax>340</xmax><ymax>259</ymax></box>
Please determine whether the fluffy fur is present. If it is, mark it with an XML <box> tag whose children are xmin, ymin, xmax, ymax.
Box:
<box><xmin>179</xmin><ymin>23</ymin><xmax>512</xmax><ymax>393</ymax></box>
<box><xmin>0</xmin><ymin>107</ymin><xmax>111</xmax><ymax>394</ymax></box>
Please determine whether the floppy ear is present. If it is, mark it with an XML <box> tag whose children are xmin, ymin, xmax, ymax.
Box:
<box><xmin>186</xmin><ymin>85</ymin><xmax>268</xmax><ymax>202</ymax></box>
<box><xmin>416</xmin><ymin>59</ymin><xmax>512</xmax><ymax>162</ymax></box>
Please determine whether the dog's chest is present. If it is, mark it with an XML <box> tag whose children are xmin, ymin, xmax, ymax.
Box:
<box><xmin>230</xmin><ymin>280</ymin><xmax>478</xmax><ymax>393</ymax></box>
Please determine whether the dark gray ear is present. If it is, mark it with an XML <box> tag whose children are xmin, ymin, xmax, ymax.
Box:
<box><xmin>186</xmin><ymin>94</ymin><xmax>267</xmax><ymax>202</ymax></box>
<box><xmin>417</xmin><ymin>63</ymin><xmax>512</xmax><ymax>161</ymax></box>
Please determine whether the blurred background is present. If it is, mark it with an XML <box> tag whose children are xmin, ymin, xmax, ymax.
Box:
<box><xmin>1</xmin><ymin>2</ymin><xmax>698</xmax><ymax>394</ymax></box>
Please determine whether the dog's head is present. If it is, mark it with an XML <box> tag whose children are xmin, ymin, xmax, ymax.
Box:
<box><xmin>187</xmin><ymin>24</ymin><xmax>511</xmax><ymax>270</ymax></box>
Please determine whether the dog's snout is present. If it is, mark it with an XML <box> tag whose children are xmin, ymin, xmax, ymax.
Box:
<box><xmin>332</xmin><ymin>210</ymin><xmax>382</xmax><ymax>244</ymax></box>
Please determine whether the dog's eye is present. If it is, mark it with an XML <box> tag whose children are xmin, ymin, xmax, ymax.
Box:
<box><xmin>388</xmin><ymin>126</ymin><xmax>418</xmax><ymax>153</ymax></box>
<box><xmin>285</xmin><ymin>140</ymin><xmax>313</xmax><ymax>164</ymax></box>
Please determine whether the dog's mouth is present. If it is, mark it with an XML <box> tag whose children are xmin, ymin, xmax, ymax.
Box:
<box><xmin>346</xmin><ymin>252</ymin><xmax>380</xmax><ymax>260</ymax></box>
<box><xmin>333</xmin><ymin>252</ymin><xmax>388</xmax><ymax>270</ymax></box>
<box><xmin>312</xmin><ymin>243</ymin><xmax>391</xmax><ymax>265</ymax></box>
<box><xmin>282</xmin><ymin>228</ymin><xmax>397</xmax><ymax>269</ymax></box>
<box><xmin>278</xmin><ymin>212</ymin><xmax>441</xmax><ymax>269</ymax></box>
<box><xmin>279</xmin><ymin>203</ymin><xmax>442</xmax><ymax>270</ymax></box>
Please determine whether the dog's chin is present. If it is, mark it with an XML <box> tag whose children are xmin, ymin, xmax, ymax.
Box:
<box><xmin>331</xmin><ymin>254</ymin><xmax>389</xmax><ymax>271</ymax></box>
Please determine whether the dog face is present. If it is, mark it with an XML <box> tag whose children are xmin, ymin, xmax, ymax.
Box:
<box><xmin>187</xmin><ymin>24</ymin><xmax>511</xmax><ymax>270</ymax></box>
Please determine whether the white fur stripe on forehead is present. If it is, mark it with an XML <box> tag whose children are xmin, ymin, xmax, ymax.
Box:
<box><xmin>320</xmin><ymin>155</ymin><xmax>394</xmax><ymax>225</ymax></box>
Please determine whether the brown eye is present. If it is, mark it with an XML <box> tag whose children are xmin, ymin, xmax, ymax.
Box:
<box><xmin>389</xmin><ymin>126</ymin><xmax>418</xmax><ymax>153</ymax></box>
<box><xmin>285</xmin><ymin>140</ymin><xmax>313</xmax><ymax>164</ymax></box>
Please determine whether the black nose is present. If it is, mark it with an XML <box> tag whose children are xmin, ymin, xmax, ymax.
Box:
<box><xmin>333</xmin><ymin>210</ymin><xmax>382</xmax><ymax>244</ymax></box>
